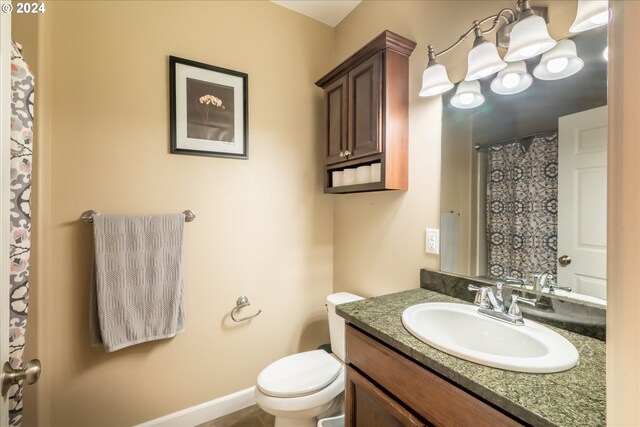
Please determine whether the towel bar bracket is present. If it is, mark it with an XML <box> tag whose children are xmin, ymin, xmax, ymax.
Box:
<box><xmin>231</xmin><ymin>296</ymin><xmax>262</xmax><ymax>322</ymax></box>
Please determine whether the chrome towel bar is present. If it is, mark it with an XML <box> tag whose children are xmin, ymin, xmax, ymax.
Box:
<box><xmin>231</xmin><ymin>296</ymin><xmax>262</xmax><ymax>322</ymax></box>
<box><xmin>81</xmin><ymin>209</ymin><xmax>196</xmax><ymax>224</ymax></box>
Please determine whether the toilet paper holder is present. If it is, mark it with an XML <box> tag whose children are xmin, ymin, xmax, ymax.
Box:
<box><xmin>231</xmin><ymin>296</ymin><xmax>262</xmax><ymax>322</ymax></box>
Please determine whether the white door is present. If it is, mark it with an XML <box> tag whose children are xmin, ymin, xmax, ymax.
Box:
<box><xmin>0</xmin><ymin>3</ymin><xmax>11</xmax><ymax>426</ymax></box>
<box><xmin>557</xmin><ymin>106</ymin><xmax>608</xmax><ymax>299</ymax></box>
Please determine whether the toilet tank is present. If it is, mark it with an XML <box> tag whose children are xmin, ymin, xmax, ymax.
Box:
<box><xmin>327</xmin><ymin>292</ymin><xmax>364</xmax><ymax>362</ymax></box>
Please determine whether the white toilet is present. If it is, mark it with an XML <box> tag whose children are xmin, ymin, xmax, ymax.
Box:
<box><xmin>254</xmin><ymin>292</ymin><xmax>363</xmax><ymax>427</ymax></box>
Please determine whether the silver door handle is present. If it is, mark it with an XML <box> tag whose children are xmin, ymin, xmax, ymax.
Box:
<box><xmin>1</xmin><ymin>359</ymin><xmax>41</xmax><ymax>397</ymax></box>
<box><xmin>558</xmin><ymin>255</ymin><xmax>572</xmax><ymax>267</ymax></box>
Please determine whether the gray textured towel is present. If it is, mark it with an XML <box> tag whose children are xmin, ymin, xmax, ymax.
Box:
<box><xmin>90</xmin><ymin>214</ymin><xmax>185</xmax><ymax>352</ymax></box>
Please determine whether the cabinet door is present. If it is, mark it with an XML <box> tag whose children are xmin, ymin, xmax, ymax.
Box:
<box><xmin>346</xmin><ymin>366</ymin><xmax>427</xmax><ymax>427</ymax></box>
<box><xmin>348</xmin><ymin>52</ymin><xmax>382</xmax><ymax>160</ymax></box>
<box><xmin>324</xmin><ymin>75</ymin><xmax>348</xmax><ymax>165</ymax></box>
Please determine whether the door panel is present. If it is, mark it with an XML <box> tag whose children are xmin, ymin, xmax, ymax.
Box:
<box><xmin>325</xmin><ymin>76</ymin><xmax>348</xmax><ymax>165</ymax></box>
<box><xmin>557</xmin><ymin>106</ymin><xmax>607</xmax><ymax>299</ymax></box>
<box><xmin>346</xmin><ymin>366</ymin><xmax>426</xmax><ymax>427</ymax></box>
<box><xmin>348</xmin><ymin>52</ymin><xmax>381</xmax><ymax>160</ymax></box>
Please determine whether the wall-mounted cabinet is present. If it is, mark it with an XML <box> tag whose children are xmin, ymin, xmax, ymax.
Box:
<box><xmin>316</xmin><ymin>31</ymin><xmax>416</xmax><ymax>194</ymax></box>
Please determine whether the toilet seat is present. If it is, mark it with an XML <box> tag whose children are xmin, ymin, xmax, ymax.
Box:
<box><xmin>257</xmin><ymin>350</ymin><xmax>342</xmax><ymax>398</ymax></box>
<box><xmin>255</xmin><ymin>369</ymin><xmax>344</xmax><ymax>414</ymax></box>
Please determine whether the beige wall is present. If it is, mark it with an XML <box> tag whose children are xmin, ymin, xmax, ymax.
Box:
<box><xmin>29</xmin><ymin>2</ymin><xmax>334</xmax><ymax>426</ymax></box>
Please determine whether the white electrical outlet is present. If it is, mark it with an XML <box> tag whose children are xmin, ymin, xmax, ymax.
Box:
<box><xmin>425</xmin><ymin>228</ymin><xmax>440</xmax><ymax>254</ymax></box>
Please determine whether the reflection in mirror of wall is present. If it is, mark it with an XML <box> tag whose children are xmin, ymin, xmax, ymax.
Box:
<box><xmin>437</xmin><ymin>4</ymin><xmax>608</xmax><ymax>306</ymax></box>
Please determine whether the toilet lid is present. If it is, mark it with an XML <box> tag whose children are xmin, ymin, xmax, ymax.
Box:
<box><xmin>257</xmin><ymin>350</ymin><xmax>342</xmax><ymax>398</ymax></box>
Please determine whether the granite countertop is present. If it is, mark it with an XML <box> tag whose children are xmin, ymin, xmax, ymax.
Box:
<box><xmin>337</xmin><ymin>288</ymin><xmax>606</xmax><ymax>427</ymax></box>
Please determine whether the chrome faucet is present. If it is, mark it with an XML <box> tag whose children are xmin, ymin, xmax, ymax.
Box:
<box><xmin>469</xmin><ymin>283</ymin><xmax>504</xmax><ymax>312</ymax></box>
<box><xmin>534</xmin><ymin>273</ymin><xmax>572</xmax><ymax>293</ymax></box>
<box><xmin>468</xmin><ymin>283</ymin><xmax>537</xmax><ymax>326</ymax></box>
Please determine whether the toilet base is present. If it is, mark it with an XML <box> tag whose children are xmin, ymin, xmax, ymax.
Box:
<box><xmin>267</xmin><ymin>392</ymin><xmax>343</xmax><ymax>427</ymax></box>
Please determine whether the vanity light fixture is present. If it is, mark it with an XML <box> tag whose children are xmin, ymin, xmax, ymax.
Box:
<box><xmin>420</xmin><ymin>0</ymin><xmax>606</xmax><ymax>107</ymax></box>
<box><xmin>450</xmin><ymin>80</ymin><xmax>485</xmax><ymax>109</ymax></box>
<box><xmin>490</xmin><ymin>61</ymin><xmax>533</xmax><ymax>95</ymax></box>
<box><xmin>419</xmin><ymin>45</ymin><xmax>454</xmax><ymax>97</ymax></box>
<box><xmin>503</xmin><ymin>1</ymin><xmax>557</xmax><ymax>62</ymax></box>
<box><xmin>570</xmin><ymin>0</ymin><xmax>610</xmax><ymax>33</ymax></box>
<box><xmin>419</xmin><ymin>0</ymin><xmax>551</xmax><ymax>98</ymax></box>
<box><xmin>465</xmin><ymin>21</ymin><xmax>507</xmax><ymax>81</ymax></box>
<box><xmin>533</xmin><ymin>39</ymin><xmax>584</xmax><ymax>81</ymax></box>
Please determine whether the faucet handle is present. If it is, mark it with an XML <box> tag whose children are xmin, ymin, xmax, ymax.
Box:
<box><xmin>468</xmin><ymin>284</ymin><xmax>491</xmax><ymax>309</ymax></box>
<box><xmin>507</xmin><ymin>294</ymin><xmax>537</xmax><ymax>321</ymax></box>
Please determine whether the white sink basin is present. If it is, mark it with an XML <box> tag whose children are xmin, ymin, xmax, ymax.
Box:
<box><xmin>402</xmin><ymin>302</ymin><xmax>579</xmax><ymax>373</ymax></box>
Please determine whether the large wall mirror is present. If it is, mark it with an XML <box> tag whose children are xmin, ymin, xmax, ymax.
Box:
<box><xmin>440</xmin><ymin>22</ymin><xmax>608</xmax><ymax>307</ymax></box>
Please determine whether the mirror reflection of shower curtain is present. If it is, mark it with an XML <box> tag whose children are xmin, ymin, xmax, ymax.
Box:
<box><xmin>8</xmin><ymin>41</ymin><xmax>34</xmax><ymax>427</ymax></box>
<box><xmin>486</xmin><ymin>133</ymin><xmax>558</xmax><ymax>283</ymax></box>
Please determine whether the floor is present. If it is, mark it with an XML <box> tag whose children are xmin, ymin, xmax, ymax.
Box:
<box><xmin>197</xmin><ymin>405</ymin><xmax>275</xmax><ymax>427</ymax></box>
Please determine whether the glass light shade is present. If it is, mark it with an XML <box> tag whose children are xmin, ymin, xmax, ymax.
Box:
<box><xmin>450</xmin><ymin>80</ymin><xmax>485</xmax><ymax>109</ymax></box>
<box><xmin>533</xmin><ymin>39</ymin><xmax>584</xmax><ymax>80</ymax></box>
<box><xmin>419</xmin><ymin>63</ymin><xmax>454</xmax><ymax>97</ymax></box>
<box><xmin>570</xmin><ymin>0</ymin><xmax>610</xmax><ymax>33</ymax></box>
<box><xmin>490</xmin><ymin>61</ymin><xmax>533</xmax><ymax>95</ymax></box>
<box><xmin>504</xmin><ymin>15</ymin><xmax>557</xmax><ymax>62</ymax></box>
<box><xmin>465</xmin><ymin>40</ymin><xmax>507</xmax><ymax>81</ymax></box>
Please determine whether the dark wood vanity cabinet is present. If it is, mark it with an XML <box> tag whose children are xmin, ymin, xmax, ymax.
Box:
<box><xmin>346</xmin><ymin>366</ymin><xmax>426</xmax><ymax>427</ymax></box>
<box><xmin>316</xmin><ymin>31</ymin><xmax>415</xmax><ymax>194</ymax></box>
<box><xmin>345</xmin><ymin>325</ymin><xmax>524</xmax><ymax>427</ymax></box>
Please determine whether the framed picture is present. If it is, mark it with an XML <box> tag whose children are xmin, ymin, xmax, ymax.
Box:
<box><xmin>170</xmin><ymin>56</ymin><xmax>248</xmax><ymax>159</ymax></box>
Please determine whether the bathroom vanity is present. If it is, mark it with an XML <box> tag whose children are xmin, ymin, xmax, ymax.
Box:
<box><xmin>337</xmin><ymin>289</ymin><xmax>606</xmax><ymax>427</ymax></box>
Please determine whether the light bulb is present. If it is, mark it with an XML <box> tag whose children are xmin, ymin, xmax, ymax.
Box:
<box><xmin>590</xmin><ymin>10</ymin><xmax>610</xmax><ymax>26</ymax></box>
<box><xmin>502</xmin><ymin>73</ymin><xmax>521</xmax><ymax>89</ymax></box>
<box><xmin>459</xmin><ymin>93</ymin><xmax>475</xmax><ymax>106</ymax></box>
<box><xmin>602</xmin><ymin>46</ymin><xmax>609</xmax><ymax>62</ymax></box>
<box><xmin>518</xmin><ymin>44</ymin><xmax>541</xmax><ymax>59</ymax></box>
<box><xmin>546</xmin><ymin>57</ymin><xmax>569</xmax><ymax>74</ymax></box>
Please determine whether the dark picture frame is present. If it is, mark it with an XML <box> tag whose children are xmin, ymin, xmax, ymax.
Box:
<box><xmin>170</xmin><ymin>56</ymin><xmax>248</xmax><ymax>159</ymax></box>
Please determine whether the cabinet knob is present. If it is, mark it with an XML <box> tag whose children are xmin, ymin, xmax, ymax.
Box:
<box><xmin>344</xmin><ymin>150</ymin><xmax>351</xmax><ymax>156</ymax></box>
<box><xmin>339</xmin><ymin>151</ymin><xmax>345</xmax><ymax>157</ymax></box>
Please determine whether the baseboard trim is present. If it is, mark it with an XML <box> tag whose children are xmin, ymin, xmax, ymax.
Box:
<box><xmin>134</xmin><ymin>386</ymin><xmax>256</xmax><ymax>427</ymax></box>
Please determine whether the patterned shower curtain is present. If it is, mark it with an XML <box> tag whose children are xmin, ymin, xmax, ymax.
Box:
<box><xmin>8</xmin><ymin>41</ymin><xmax>34</xmax><ymax>427</ymax></box>
<box><xmin>486</xmin><ymin>133</ymin><xmax>558</xmax><ymax>284</ymax></box>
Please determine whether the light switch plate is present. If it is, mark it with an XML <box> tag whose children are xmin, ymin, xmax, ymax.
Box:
<box><xmin>425</xmin><ymin>228</ymin><xmax>440</xmax><ymax>254</ymax></box>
